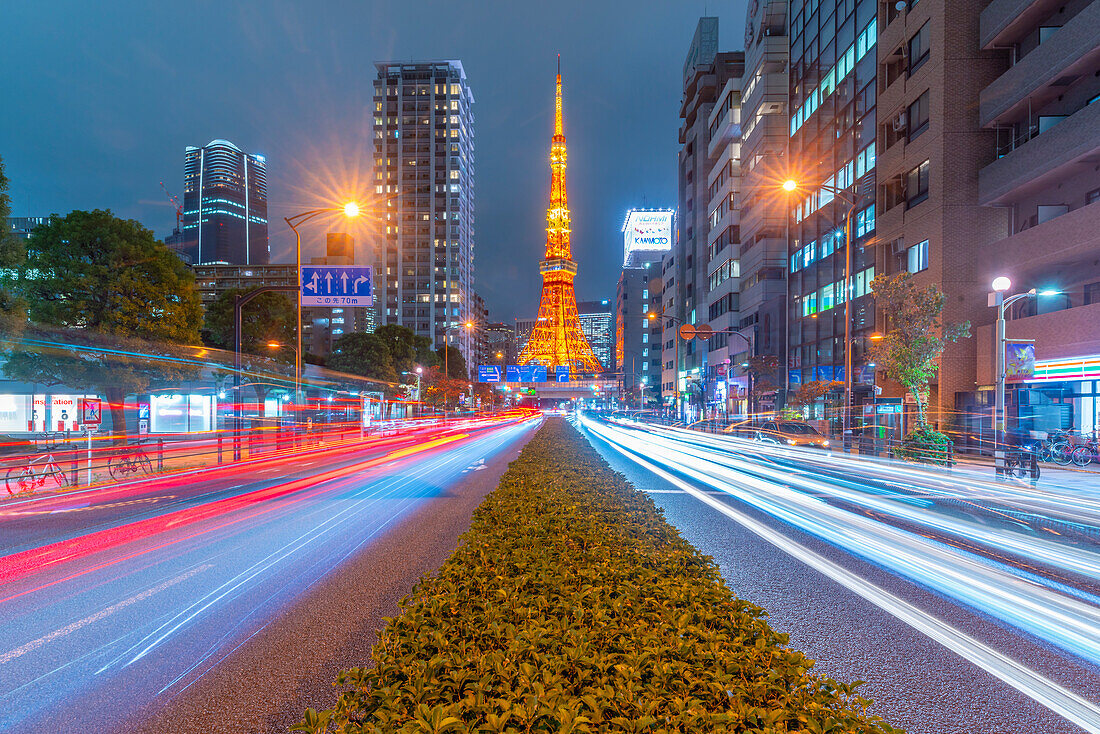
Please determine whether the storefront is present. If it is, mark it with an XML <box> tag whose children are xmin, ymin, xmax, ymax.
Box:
<box><xmin>148</xmin><ymin>394</ymin><xmax>217</xmax><ymax>433</ymax></box>
<box><xmin>0</xmin><ymin>393</ymin><xmax>100</xmax><ymax>434</ymax></box>
<box><xmin>1018</xmin><ymin>354</ymin><xmax>1100</xmax><ymax>435</ymax></box>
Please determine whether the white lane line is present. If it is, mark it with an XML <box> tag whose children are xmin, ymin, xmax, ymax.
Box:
<box><xmin>592</xmin><ymin>426</ymin><xmax>1100</xmax><ymax>734</ymax></box>
<box><xmin>640</xmin><ymin>489</ymin><xmax>684</xmax><ymax>494</ymax></box>
<box><xmin>0</xmin><ymin>564</ymin><xmax>212</xmax><ymax>666</ymax></box>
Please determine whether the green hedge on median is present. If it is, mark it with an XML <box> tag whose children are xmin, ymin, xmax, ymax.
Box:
<box><xmin>295</xmin><ymin>418</ymin><xmax>901</xmax><ymax>733</ymax></box>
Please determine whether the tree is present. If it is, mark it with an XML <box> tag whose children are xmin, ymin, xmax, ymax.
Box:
<box><xmin>0</xmin><ymin>154</ymin><xmax>27</xmax><ymax>333</ymax></box>
<box><xmin>9</xmin><ymin>210</ymin><xmax>202</xmax><ymax>438</ymax></box>
<box><xmin>788</xmin><ymin>380</ymin><xmax>843</xmax><ymax>412</ymax></box>
<box><xmin>436</xmin><ymin>345</ymin><xmax>468</xmax><ymax>380</ymax></box>
<box><xmin>414</xmin><ymin>334</ymin><xmax>441</xmax><ymax>369</ymax></box>
<box><xmin>868</xmin><ymin>272</ymin><xmax>970</xmax><ymax>426</ymax></box>
<box><xmin>374</xmin><ymin>324</ymin><xmax>418</xmax><ymax>375</ymax></box>
<box><xmin>327</xmin><ymin>333</ymin><xmax>397</xmax><ymax>383</ymax></box>
<box><xmin>419</xmin><ymin>365</ymin><xmax>470</xmax><ymax>409</ymax></box>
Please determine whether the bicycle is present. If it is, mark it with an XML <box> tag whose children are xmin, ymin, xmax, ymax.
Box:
<box><xmin>1071</xmin><ymin>435</ymin><xmax>1098</xmax><ymax>467</ymax></box>
<box><xmin>5</xmin><ymin>453</ymin><xmax>70</xmax><ymax>496</ymax></box>
<box><xmin>1003</xmin><ymin>442</ymin><xmax>1040</xmax><ymax>482</ymax></box>
<box><xmin>1041</xmin><ymin>430</ymin><xmax>1075</xmax><ymax>466</ymax></box>
<box><xmin>107</xmin><ymin>446</ymin><xmax>153</xmax><ymax>481</ymax></box>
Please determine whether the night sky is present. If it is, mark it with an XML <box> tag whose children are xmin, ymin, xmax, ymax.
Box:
<box><xmin>1</xmin><ymin>0</ymin><xmax>746</xmax><ymax>322</ymax></box>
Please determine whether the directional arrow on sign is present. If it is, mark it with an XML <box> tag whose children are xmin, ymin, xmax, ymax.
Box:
<box><xmin>306</xmin><ymin>272</ymin><xmax>320</xmax><ymax>293</ymax></box>
<box><xmin>324</xmin><ymin>272</ymin><xmax>334</xmax><ymax>292</ymax></box>
<box><xmin>340</xmin><ymin>271</ymin><xmax>349</xmax><ymax>292</ymax></box>
<box><xmin>353</xmin><ymin>276</ymin><xmax>369</xmax><ymax>293</ymax></box>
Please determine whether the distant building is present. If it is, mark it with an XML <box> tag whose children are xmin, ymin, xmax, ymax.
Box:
<box><xmin>7</xmin><ymin>217</ymin><xmax>50</xmax><ymax>240</ymax></box>
<box><xmin>180</xmin><ymin>139</ymin><xmax>269</xmax><ymax>265</ymax></box>
<box><xmin>513</xmin><ymin>316</ymin><xmax>537</xmax><ymax>357</ymax></box>
<box><xmin>616</xmin><ymin>264</ymin><xmax>661</xmax><ymax>401</ymax></box>
<box><xmin>577</xmin><ymin>299</ymin><xmax>614</xmax><ymax>371</ymax></box>
<box><xmin>191</xmin><ymin>263</ymin><xmax>296</xmax><ymax>312</ymax></box>
<box><xmin>483</xmin><ymin>322</ymin><xmax>516</xmax><ymax>364</ymax></box>
<box><xmin>373</xmin><ymin>60</ymin><xmax>476</xmax><ymax>365</ymax></box>
<box><xmin>472</xmin><ymin>292</ymin><xmax>490</xmax><ymax>364</ymax></box>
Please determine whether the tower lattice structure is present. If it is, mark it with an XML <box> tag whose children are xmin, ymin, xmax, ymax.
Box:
<box><xmin>518</xmin><ymin>59</ymin><xmax>603</xmax><ymax>375</ymax></box>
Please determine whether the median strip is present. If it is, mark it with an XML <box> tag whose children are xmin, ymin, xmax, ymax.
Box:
<box><xmin>296</xmin><ymin>418</ymin><xmax>900</xmax><ymax>733</ymax></box>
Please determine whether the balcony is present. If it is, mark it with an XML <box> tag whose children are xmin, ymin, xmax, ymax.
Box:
<box><xmin>980</xmin><ymin>2</ymin><xmax>1100</xmax><ymax>128</ymax></box>
<box><xmin>978</xmin><ymin>98</ymin><xmax>1100</xmax><ymax>205</ymax></box>
<box><xmin>981</xmin><ymin>0</ymin><xmax>1072</xmax><ymax>49</ymax></box>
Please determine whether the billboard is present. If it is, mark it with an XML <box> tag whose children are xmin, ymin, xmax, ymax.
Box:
<box><xmin>622</xmin><ymin>209</ymin><xmax>674</xmax><ymax>265</ymax></box>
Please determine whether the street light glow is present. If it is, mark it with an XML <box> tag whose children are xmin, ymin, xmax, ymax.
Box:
<box><xmin>870</xmin><ymin>332</ymin><xmax>884</xmax><ymax>341</ymax></box>
<box><xmin>343</xmin><ymin>202</ymin><xmax>360</xmax><ymax>218</ymax></box>
<box><xmin>266</xmin><ymin>342</ymin><xmax>281</xmax><ymax>349</ymax></box>
<box><xmin>1039</xmin><ymin>289</ymin><xmax>1061</xmax><ymax>296</ymax></box>
<box><xmin>782</xmin><ymin>179</ymin><xmax>798</xmax><ymax>192</ymax></box>
<box><xmin>991</xmin><ymin>276</ymin><xmax>1012</xmax><ymax>292</ymax></box>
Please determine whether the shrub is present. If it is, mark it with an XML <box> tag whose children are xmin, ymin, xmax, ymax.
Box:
<box><xmin>295</xmin><ymin>419</ymin><xmax>901</xmax><ymax>733</ymax></box>
<box><xmin>892</xmin><ymin>425</ymin><xmax>953</xmax><ymax>466</ymax></box>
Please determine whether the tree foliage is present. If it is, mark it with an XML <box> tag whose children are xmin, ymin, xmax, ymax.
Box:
<box><xmin>788</xmin><ymin>379</ymin><xmax>842</xmax><ymax>409</ymax></box>
<box><xmin>326</xmin><ymin>332</ymin><xmax>397</xmax><ymax>383</ymax></box>
<box><xmin>6</xmin><ymin>210</ymin><xmax>203</xmax><ymax>438</ymax></box>
<box><xmin>419</xmin><ymin>365</ymin><xmax>471</xmax><ymax>409</ymax></box>
<box><xmin>868</xmin><ymin>273</ymin><xmax>970</xmax><ymax>426</ymax></box>
<box><xmin>0</xmin><ymin>154</ymin><xmax>27</xmax><ymax>333</ymax></box>
<box><xmin>373</xmin><ymin>324</ymin><xmax>419</xmax><ymax>375</ymax></box>
<box><xmin>436</xmin><ymin>344</ymin><xmax>468</xmax><ymax>380</ymax></box>
<box><xmin>18</xmin><ymin>209</ymin><xmax>201</xmax><ymax>343</ymax></box>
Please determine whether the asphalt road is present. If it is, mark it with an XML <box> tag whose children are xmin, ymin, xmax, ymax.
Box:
<box><xmin>0</xmin><ymin>414</ymin><xmax>540</xmax><ymax>733</ymax></box>
<box><xmin>580</xmin><ymin>415</ymin><xmax>1100</xmax><ymax>734</ymax></box>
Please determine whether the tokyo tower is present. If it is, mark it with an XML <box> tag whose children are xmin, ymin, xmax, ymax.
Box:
<box><xmin>518</xmin><ymin>58</ymin><xmax>603</xmax><ymax>375</ymax></box>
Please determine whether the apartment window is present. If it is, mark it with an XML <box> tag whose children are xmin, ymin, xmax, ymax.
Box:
<box><xmin>907</xmin><ymin>90</ymin><xmax>930</xmax><ymax>141</ymax></box>
<box><xmin>1085</xmin><ymin>282</ymin><xmax>1100</xmax><ymax>305</ymax></box>
<box><xmin>1087</xmin><ymin>188</ymin><xmax>1100</xmax><ymax>205</ymax></box>
<box><xmin>907</xmin><ymin>240</ymin><xmax>929</xmax><ymax>273</ymax></box>
<box><xmin>906</xmin><ymin>160</ymin><xmax>930</xmax><ymax>208</ymax></box>
<box><xmin>908</xmin><ymin>22</ymin><xmax>930</xmax><ymax>76</ymax></box>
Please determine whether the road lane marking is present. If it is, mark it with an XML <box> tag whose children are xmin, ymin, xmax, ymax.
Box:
<box><xmin>0</xmin><ymin>564</ymin><xmax>212</xmax><ymax>666</ymax></box>
<box><xmin>591</xmin><ymin>425</ymin><xmax>1100</xmax><ymax>734</ymax></box>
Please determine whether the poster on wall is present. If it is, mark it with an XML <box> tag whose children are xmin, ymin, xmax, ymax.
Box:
<box><xmin>1006</xmin><ymin>343</ymin><xmax>1035</xmax><ymax>382</ymax></box>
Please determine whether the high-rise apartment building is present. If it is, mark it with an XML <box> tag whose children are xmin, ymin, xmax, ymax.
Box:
<box><xmin>737</xmin><ymin>0</ymin><xmax>791</xmax><ymax>405</ymax></box>
<box><xmin>372</xmin><ymin>61</ymin><xmax>476</xmax><ymax>366</ymax></box>
<box><xmin>616</xmin><ymin>266</ymin><xmax>661</xmax><ymax>403</ymax></box>
<box><xmin>702</xmin><ymin>73</ymin><xmax>747</xmax><ymax>412</ymax></box>
<box><xmin>674</xmin><ymin>17</ymin><xmax>745</xmax><ymax>418</ymax></box>
<box><xmin>180</xmin><ymin>139</ymin><xmax>268</xmax><ymax>265</ymax></box>
<box><xmin>786</xmin><ymin>0</ymin><xmax>879</xmax><ymax>412</ymax></box>
<box><xmin>964</xmin><ymin>0</ymin><xmax>1100</xmax><ymax>437</ymax></box>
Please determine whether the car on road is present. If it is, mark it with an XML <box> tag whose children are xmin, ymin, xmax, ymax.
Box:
<box><xmin>751</xmin><ymin>420</ymin><xmax>830</xmax><ymax>448</ymax></box>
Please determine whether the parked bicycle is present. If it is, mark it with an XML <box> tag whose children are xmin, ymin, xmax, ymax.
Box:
<box><xmin>107</xmin><ymin>446</ymin><xmax>153</xmax><ymax>481</ymax></box>
<box><xmin>1039</xmin><ymin>430</ymin><xmax>1075</xmax><ymax>466</ymax></box>
<box><xmin>1003</xmin><ymin>441</ymin><xmax>1040</xmax><ymax>482</ymax></box>
<box><xmin>1071</xmin><ymin>435</ymin><xmax>1099</xmax><ymax>467</ymax></box>
<box><xmin>5</xmin><ymin>453</ymin><xmax>70</xmax><ymax>496</ymax></box>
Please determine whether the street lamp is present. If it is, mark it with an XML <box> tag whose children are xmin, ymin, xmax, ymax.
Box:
<box><xmin>441</xmin><ymin>321</ymin><xmax>474</xmax><ymax>412</ymax></box>
<box><xmin>266</xmin><ymin>342</ymin><xmax>299</xmax><ymax>419</ymax></box>
<box><xmin>990</xmin><ymin>277</ymin><xmax>1047</xmax><ymax>478</ymax></box>
<box><xmin>285</xmin><ymin>200</ymin><xmax>369</xmax><ymax>414</ymax></box>
<box><xmin>783</xmin><ymin>178</ymin><xmax>868</xmax><ymax>435</ymax></box>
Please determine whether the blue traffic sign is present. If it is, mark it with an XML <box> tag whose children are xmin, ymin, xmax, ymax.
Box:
<box><xmin>301</xmin><ymin>266</ymin><xmax>373</xmax><ymax>307</ymax></box>
<box><xmin>555</xmin><ymin>366</ymin><xmax>570</xmax><ymax>382</ymax></box>
<box><xmin>477</xmin><ymin>365</ymin><xmax>502</xmax><ymax>383</ymax></box>
<box><xmin>505</xmin><ymin>365</ymin><xmax>547</xmax><ymax>382</ymax></box>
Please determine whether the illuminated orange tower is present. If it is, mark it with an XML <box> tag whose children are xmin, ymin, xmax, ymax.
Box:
<box><xmin>519</xmin><ymin>57</ymin><xmax>603</xmax><ymax>374</ymax></box>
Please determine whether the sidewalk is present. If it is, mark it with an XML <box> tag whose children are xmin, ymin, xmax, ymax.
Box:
<box><xmin>951</xmin><ymin>453</ymin><xmax>1100</xmax><ymax>490</ymax></box>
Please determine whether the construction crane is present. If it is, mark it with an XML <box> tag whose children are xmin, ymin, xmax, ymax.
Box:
<box><xmin>159</xmin><ymin>181</ymin><xmax>183</xmax><ymax>232</ymax></box>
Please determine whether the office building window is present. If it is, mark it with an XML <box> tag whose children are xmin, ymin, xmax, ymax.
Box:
<box><xmin>906</xmin><ymin>160</ymin><xmax>930</xmax><ymax>208</ymax></box>
<box><xmin>907</xmin><ymin>90</ymin><xmax>930</xmax><ymax>141</ymax></box>
<box><xmin>907</xmin><ymin>240</ymin><xmax>929</xmax><ymax>273</ymax></box>
<box><xmin>908</xmin><ymin>22</ymin><xmax>930</xmax><ymax>76</ymax></box>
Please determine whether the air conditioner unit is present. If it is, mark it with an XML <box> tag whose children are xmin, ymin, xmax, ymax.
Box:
<box><xmin>892</xmin><ymin>112</ymin><xmax>908</xmax><ymax>131</ymax></box>
<box><xmin>891</xmin><ymin>238</ymin><xmax>907</xmax><ymax>255</ymax></box>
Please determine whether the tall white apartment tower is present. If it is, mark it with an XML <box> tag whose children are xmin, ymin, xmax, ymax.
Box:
<box><xmin>373</xmin><ymin>61</ymin><xmax>476</xmax><ymax>365</ymax></box>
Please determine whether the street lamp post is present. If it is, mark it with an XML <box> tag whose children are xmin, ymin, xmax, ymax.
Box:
<box><xmin>441</xmin><ymin>321</ymin><xmax>474</xmax><ymax>414</ymax></box>
<box><xmin>990</xmin><ymin>277</ymin><xmax>1049</xmax><ymax>479</ymax></box>
<box><xmin>783</xmin><ymin>179</ymin><xmax>865</xmax><ymax>435</ymax></box>
<box><xmin>284</xmin><ymin>201</ymin><xmax>368</xmax><ymax>414</ymax></box>
<box><xmin>647</xmin><ymin>311</ymin><xmax>752</xmax><ymax>424</ymax></box>
<box><xmin>266</xmin><ymin>342</ymin><xmax>300</xmax><ymax>421</ymax></box>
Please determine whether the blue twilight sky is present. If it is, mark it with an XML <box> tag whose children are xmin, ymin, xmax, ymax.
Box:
<box><xmin>0</xmin><ymin>0</ymin><xmax>746</xmax><ymax>322</ymax></box>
